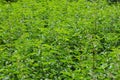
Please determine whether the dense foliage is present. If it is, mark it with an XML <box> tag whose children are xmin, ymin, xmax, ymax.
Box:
<box><xmin>0</xmin><ymin>0</ymin><xmax>120</xmax><ymax>79</ymax></box>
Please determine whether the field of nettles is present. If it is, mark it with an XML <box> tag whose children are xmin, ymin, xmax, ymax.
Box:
<box><xmin>0</xmin><ymin>0</ymin><xmax>120</xmax><ymax>79</ymax></box>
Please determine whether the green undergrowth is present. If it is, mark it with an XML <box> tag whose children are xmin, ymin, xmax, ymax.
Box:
<box><xmin>0</xmin><ymin>0</ymin><xmax>120</xmax><ymax>79</ymax></box>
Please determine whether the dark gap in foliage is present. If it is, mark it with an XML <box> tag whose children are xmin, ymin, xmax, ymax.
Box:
<box><xmin>72</xmin><ymin>56</ymin><xmax>79</xmax><ymax>62</ymax></box>
<box><xmin>9</xmin><ymin>74</ymin><xmax>19</xmax><ymax>80</ymax></box>
<box><xmin>0</xmin><ymin>39</ymin><xmax>5</xmax><ymax>45</ymax></box>
<box><xmin>5</xmin><ymin>0</ymin><xmax>18</xmax><ymax>2</ymax></box>
<box><xmin>67</xmin><ymin>0</ymin><xmax>78</xmax><ymax>2</ymax></box>
<box><xmin>70</xmin><ymin>65</ymin><xmax>76</xmax><ymax>71</ymax></box>
<box><xmin>87</xmin><ymin>0</ymin><xmax>120</xmax><ymax>4</ymax></box>
<box><xmin>107</xmin><ymin>0</ymin><xmax>120</xmax><ymax>5</ymax></box>
<box><xmin>44</xmin><ymin>21</ymin><xmax>49</xmax><ymax>28</ymax></box>
<box><xmin>108</xmin><ymin>0</ymin><xmax>120</xmax><ymax>2</ymax></box>
<box><xmin>42</xmin><ymin>15</ymin><xmax>49</xmax><ymax>28</ymax></box>
<box><xmin>86</xmin><ymin>0</ymin><xmax>91</xmax><ymax>1</ymax></box>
